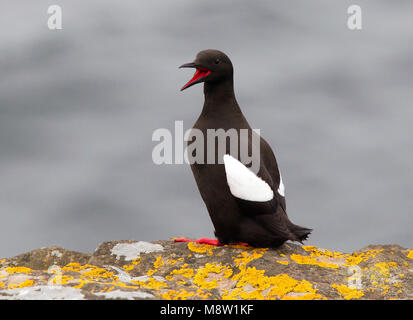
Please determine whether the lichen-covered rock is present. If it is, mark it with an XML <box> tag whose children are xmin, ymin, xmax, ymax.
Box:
<box><xmin>0</xmin><ymin>240</ymin><xmax>412</xmax><ymax>300</ymax></box>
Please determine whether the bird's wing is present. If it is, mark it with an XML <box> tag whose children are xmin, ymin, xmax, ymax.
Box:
<box><xmin>221</xmin><ymin>129</ymin><xmax>287</xmax><ymax>212</ymax></box>
<box><xmin>223</xmin><ymin>154</ymin><xmax>274</xmax><ymax>202</ymax></box>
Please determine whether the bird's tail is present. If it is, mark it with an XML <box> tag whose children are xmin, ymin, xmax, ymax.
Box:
<box><xmin>278</xmin><ymin>206</ymin><xmax>312</xmax><ymax>243</ymax></box>
<box><xmin>289</xmin><ymin>224</ymin><xmax>312</xmax><ymax>243</ymax></box>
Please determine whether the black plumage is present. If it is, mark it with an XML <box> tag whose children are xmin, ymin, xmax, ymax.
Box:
<box><xmin>180</xmin><ymin>49</ymin><xmax>311</xmax><ymax>248</ymax></box>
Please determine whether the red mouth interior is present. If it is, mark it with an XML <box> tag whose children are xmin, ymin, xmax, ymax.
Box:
<box><xmin>181</xmin><ymin>68</ymin><xmax>211</xmax><ymax>91</ymax></box>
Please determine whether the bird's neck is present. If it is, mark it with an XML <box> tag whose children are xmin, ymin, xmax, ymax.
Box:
<box><xmin>201</xmin><ymin>78</ymin><xmax>241</xmax><ymax>116</ymax></box>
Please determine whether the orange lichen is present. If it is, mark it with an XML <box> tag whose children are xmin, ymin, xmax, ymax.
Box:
<box><xmin>276</xmin><ymin>260</ymin><xmax>289</xmax><ymax>266</ymax></box>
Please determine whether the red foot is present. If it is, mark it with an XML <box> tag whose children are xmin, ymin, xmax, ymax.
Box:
<box><xmin>174</xmin><ymin>238</ymin><xmax>249</xmax><ymax>247</ymax></box>
<box><xmin>174</xmin><ymin>237</ymin><xmax>223</xmax><ymax>246</ymax></box>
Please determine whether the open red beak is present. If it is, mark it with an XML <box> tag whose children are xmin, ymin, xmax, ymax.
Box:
<box><xmin>180</xmin><ymin>64</ymin><xmax>211</xmax><ymax>91</ymax></box>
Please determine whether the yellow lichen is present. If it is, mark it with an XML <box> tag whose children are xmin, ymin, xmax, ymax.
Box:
<box><xmin>160</xmin><ymin>289</ymin><xmax>195</xmax><ymax>300</ymax></box>
<box><xmin>6</xmin><ymin>267</ymin><xmax>32</xmax><ymax>274</ymax></box>
<box><xmin>234</xmin><ymin>249</ymin><xmax>267</xmax><ymax>268</ymax></box>
<box><xmin>195</xmin><ymin>288</ymin><xmax>212</xmax><ymax>299</ymax></box>
<box><xmin>2</xmin><ymin>243</ymin><xmax>408</xmax><ymax>301</ymax></box>
<box><xmin>122</xmin><ymin>258</ymin><xmax>141</xmax><ymax>271</ymax></box>
<box><xmin>166</xmin><ymin>265</ymin><xmax>194</xmax><ymax>280</ymax></box>
<box><xmin>154</xmin><ymin>256</ymin><xmax>164</xmax><ymax>269</ymax></box>
<box><xmin>222</xmin><ymin>248</ymin><xmax>322</xmax><ymax>300</ymax></box>
<box><xmin>81</xmin><ymin>267</ymin><xmax>114</xmax><ymax>279</ymax></box>
<box><xmin>50</xmin><ymin>275</ymin><xmax>74</xmax><ymax>285</ymax></box>
<box><xmin>61</xmin><ymin>262</ymin><xmax>81</xmax><ymax>272</ymax></box>
<box><xmin>380</xmin><ymin>285</ymin><xmax>390</xmax><ymax>295</ymax></box>
<box><xmin>73</xmin><ymin>279</ymin><xmax>85</xmax><ymax>289</ymax></box>
<box><xmin>193</xmin><ymin>263</ymin><xmax>233</xmax><ymax>290</ymax></box>
<box><xmin>187</xmin><ymin>242</ymin><xmax>216</xmax><ymax>256</ymax></box>
<box><xmin>372</xmin><ymin>261</ymin><xmax>398</xmax><ymax>277</ymax></box>
<box><xmin>302</xmin><ymin>246</ymin><xmax>344</xmax><ymax>258</ymax></box>
<box><xmin>58</xmin><ymin>262</ymin><xmax>159</xmax><ymax>292</ymax></box>
<box><xmin>332</xmin><ymin>283</ymin><xmax>364</xmax><ymax>300</ymax></box>
<box><xmin>7</xmin><ymin>279</ymin><xmax>34</xmax><ymax>290</ymax></box>
<box><xmin>147</xmin><ymin>256</ymin><xmax>164</xmax><ymax>276</ymax></box>
<box><xmin>344</xmin><ymin>249</ymin><xmax>383</xmax><ymax>266</ymax></box>
<box><xmin>290</xmin><ymin>254</ymin><xmax>339</xmax><ymax>269</ymax></box>
<box><xmin>224</xmin><ymin>269</ymin><xmax>322</xmax><ymax>300</ymax></box>
<box><xmin>123</xmin><ymin>264</ymin><xmax>134</xmax><ymax>271</ymax></box>
<box><xmin>301</xmin><ymin>245</ymin><xmax>383</xmax><ymax>267</ymax></box>
<box><xmin>131</xmin><ymin>277</ymin><xmax>167</xmax><ymax>290</ymax></box>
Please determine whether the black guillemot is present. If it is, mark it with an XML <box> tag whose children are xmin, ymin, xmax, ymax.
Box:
<box><xmin>175</xmin><ymin>49</ymin><xmax>312</xmax><ymax>248</ymax></box>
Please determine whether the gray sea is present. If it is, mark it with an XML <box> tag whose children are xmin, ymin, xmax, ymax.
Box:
<box><xmin>1</xmin><ymin>0</ymin><xmax>412</xmax><ymax>257</ymax></box>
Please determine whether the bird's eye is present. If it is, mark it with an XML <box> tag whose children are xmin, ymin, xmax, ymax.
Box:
<box><xmin>215</xmin><ymin>59</ymin><xmax>220</xmax><ymax>64</ymax></box>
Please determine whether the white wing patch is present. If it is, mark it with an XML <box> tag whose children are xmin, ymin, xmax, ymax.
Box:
<box><xmin>223</xmin><ymin>154</ymin><xmax>274</xmax><ymax>202</ymax></box>
<box><xmin>278</xmin><ymin>172</ymin><xmax>285</xmax><ymax>197</ymax></box>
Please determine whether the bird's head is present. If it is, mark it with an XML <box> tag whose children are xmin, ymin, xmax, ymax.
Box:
<box><xmin>179</xmin><ymin>49</ymin><xmax>233</xmax><ymax>91</ymax></box>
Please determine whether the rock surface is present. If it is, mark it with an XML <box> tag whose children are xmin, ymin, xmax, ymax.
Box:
<box><xmin>0</xmin><ymin>240</ymin><xmax>412</xmax><ymax>300</ymax></box>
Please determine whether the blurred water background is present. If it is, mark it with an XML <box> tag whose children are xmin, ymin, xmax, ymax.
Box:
<box><xmin>0</xmin><ymin>0</ymin><xmax>412</xmax><ymax>257</ymax></box>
